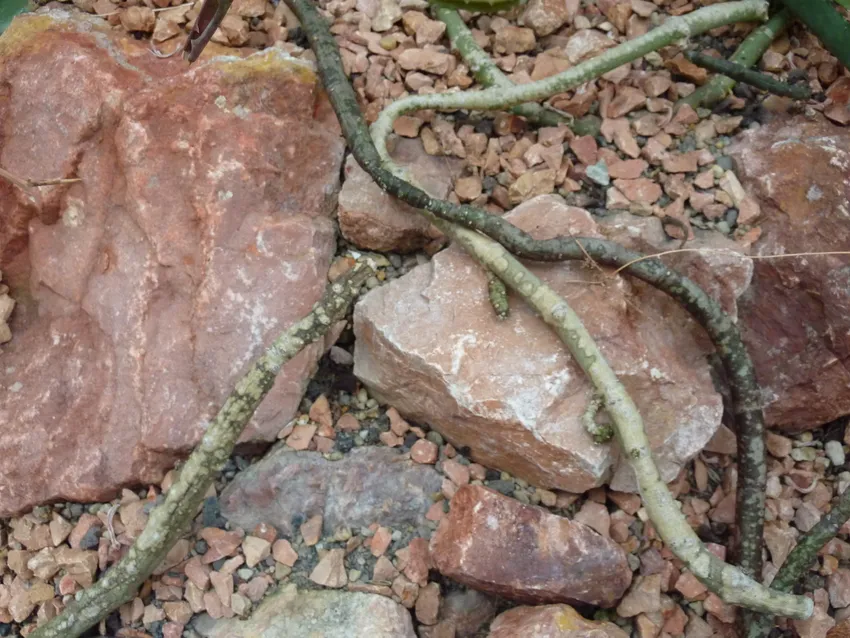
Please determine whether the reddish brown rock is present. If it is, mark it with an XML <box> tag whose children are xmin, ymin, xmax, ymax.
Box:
<box><xmin>411</xmin><ymin>439</ymin><xmax>439</xmax><ymax>464</ymax></box>
<box><xmin>355</xmin><ymin>196</ymin><xmax>747</xmax><ymax>492</ymax></box>
<box><xmin>616</xmin><ymin>574</ymin><xmax>661</xmax><ymax>617</ymax></box>
<box><xmin>415</xmin><ymin>582</ymin><xmax>441</xmax><ymax>625</ymax></box>
<box><xmin>666</xmin><ymin>53</ymin><xmax>708</xmax><ymax>84</ymax></box>
<box><xmin>488</xmin><ymin>604</ymin><xmax>629</xmax><ymax>637</ymax></box>
<box><xmin>398</xmin><ymin>48</ymin><xmax>455</xmax><ymax>75</ymax></box>
<box><xmin>728</xmin><ymin>116</ymin><xmax>850</xmax><ymax>432</ymax></box>
<box><xmin>337</xmin><ymin>139</ymin><xmax>458</xmax><ymax>252</ymax></box>
<box><xmin>431</xmin><ymin>486</ymin><xmax>631</xmax><ymax>606</ymax></box>
<box><xmin>608</xmin><ymin>159</ymin><xmax>648</xmax><ymax>180</ymax></box>
<box><xmin>607</xmin><ymin>86</ymin><xmax>646</xmax><ymax>119</ymax></box>
<box><xmin>0</xmin><ymin>12</ymin><xmax>344</xmax><ymax>516</ymax></box>
<box><xmin>613</xmin><ymin>178</ymin><xmax>662</xmax><ymax>204</ymax></box>
<box><xmin>564</xmin><ymin>29</ymin><xmax>614</xmax><ymax>64</ymax></box>
<box><xmin>570</xmin><ymin>136</ymin><xmax>599</xmax><ymax>166</ymax></box>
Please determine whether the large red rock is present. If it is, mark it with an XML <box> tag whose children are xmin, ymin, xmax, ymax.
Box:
<box><xmin>354</xmin><ymin>195</ymin><xmax>751</xmax><ymax>492</ymax></box>
<box><xmin>0</xmin><ymin>11</ymin><xmax>344</xmax><ymax>515</ymax></box>
<box><xmin>728</xmin><ymin>117</ymin><xmax>850</xmax><ymax>432</ymax></box>
<box><xmin>430</xmin><ymin>485</ymin><xmax>632</xmax><ymax>607</ymax></box>
<box><xmin>488</xmin><ymin>604</ymin><xmax>629</xmax><ymax>638</ymax></box>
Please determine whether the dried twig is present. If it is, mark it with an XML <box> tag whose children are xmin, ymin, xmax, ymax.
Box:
<box><xmin>0</xmin><ymin>167</ymin><xmax>81</xmax><ymax>191</ymax></box>
<box><xmin>613</xmin><ymin>248</ymin><xmax>850</xmax><ymax>275</ymax></box>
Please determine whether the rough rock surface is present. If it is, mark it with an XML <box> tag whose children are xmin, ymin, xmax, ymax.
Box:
<box><xmin>203</xmin><ymin>584</ymin><xmax>416</xmax><ymax>637</ymax></box>
<box><xmin>220</xmin><ymin>447</ymin><xmax>443</xmax><ymax>536</ymax></box>
<box><xmin>430</xmin><ymin>486</ymin><xmax>632</xmax><ymax>607</ymax></box>
<box><xmin>431</xmin><ymin>589</ymin><xmax>499</xmax><ymax>637</ymax></box>
<box><xmin>729</xmin><ymin>116</ymin><xmax>850</xmax><ymax>432</ymax></box>
<box><xmin>488</xmin><ymin>603</ymin><xmax>629</xmax><ymax>637</ymax></box>
<box><xmin>0</xmin><ymin>11</ymin><xmax>344</xmax><ymax>515</ymax></box>
<box><xmin>354</xmin><ymin>195</ymin><xmax>751</xmax><ymax>492</ymax></box>
<box><xmin>337</xmin><ymin>138</ymin><xmax>459</xmax><ymax>253</ymax></box>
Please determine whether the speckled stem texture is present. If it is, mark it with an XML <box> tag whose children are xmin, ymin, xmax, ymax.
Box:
<box><xmin>434</xmin><ymin>6</ymin><xmax>599</xmax><ymax>134</ymax></box>
<box><xmin>679</xmin><ymin>9</ymin><xmax>792</xmax><ymax>109</ymax></box>
<box><xmin>371</xmin><ymin>0</ymin><xmax>769</xmax><ymax>162</ymax></box>
<box><xmin>746</xmin><ymin>487</ymin><xmax>850</xmax><ymax>637</ymax></box>
<box><xmin>290</xmin><ymin>0</ymin><xmax>769</xmax><ymax>588</ymax></box>
<box><xmin>685</xmin><ymin>50</ymin><xmax>810</xmax><ymax>99</ymax></box>
<box><xmin>29</xmin><ymin>264</ymin><xmax>371</xmax><ymax>638</ymax></box>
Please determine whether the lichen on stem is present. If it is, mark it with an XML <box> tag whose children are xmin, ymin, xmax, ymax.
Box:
<box><xmin>747</xmin><ymin>486</ymin><xmax>850</xmax><ymax>637</ymax></box>
<box><xmin>679</xmin><ymin>9</ymin><xmax>792</xmax><ymax>110</ymax></box>
<box><xmin>434</xmin><ymin>5</ymin><xmax>599</xmax><ymax>134</ymax></box>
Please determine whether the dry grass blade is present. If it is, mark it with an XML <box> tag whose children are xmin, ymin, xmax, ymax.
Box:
<box><xmin>612</xmin><ymin>248</ymin><xmax>850</xmax><ymax>275</ymax></box>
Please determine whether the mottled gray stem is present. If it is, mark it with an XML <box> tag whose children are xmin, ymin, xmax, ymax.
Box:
<box><xmin>434</xmin><ymin>6</ymin><xmax>599</xmax><ymax>134</ymax></box>
<box><xmin>678</xmin><ymin>9</ymin><xmax>793</xmax><ymax>109</ymax></box>
<box><xmin>29</xmin><ymin>264</ymin><xmax>372</xmax><ymax>638</ymax></box>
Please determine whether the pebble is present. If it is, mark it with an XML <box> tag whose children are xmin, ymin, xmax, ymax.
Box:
<box><xmin>826</xmin><ymin>440</ymin><xmax>846</xmax><ymax>467</ymax></box>
<box><xmin>586</xmin><ymin>161</ymin><xmax>610</xmax><ymax>186</ymax></box>
<box><xmin>715</xmin><ymin>155</ymin><xmax>734</xmax><ymax>171</ymax></box>
<box><xmin>791</xmin><ymin>447</ymin><xmax>818</xmax><ymax>463</ymax></box>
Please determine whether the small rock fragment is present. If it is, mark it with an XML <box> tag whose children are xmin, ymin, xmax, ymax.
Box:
<box><xmin>415</xmin><ymin>582</ymin><xmax>441</xmax><ymax>625</ymax></box>
<box><xmin>272</xmin><ymin>539</ymin><xmax>298</xmax><ymax>567</ymax></box>
<box><xmin>241</xmin><ymin>536</ymin><xmax>271</xmax><ymax>568</ymax></box>
<box><xmin>301</xmin><ymin>515</ymin><xmax>323</xmax><ymax>546</ymax></box>
<box><xmin>309</xmin><ymin>548</ymin><xmax>348</xmax><ymax>588</ymax></box>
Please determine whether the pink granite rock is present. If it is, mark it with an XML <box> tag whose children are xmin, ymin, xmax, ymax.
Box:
<box><xmin>354</xmin><ymin>195</ymin><xmax>751</xmax><ymax>492</ymax></box>
<box><xmin>728</xmin><ymin>116</ymin><xmax>850</xmax><ymax>432</ymax></box>
<box><xmin>430</xmin><ymin>486</ymin><xmax>631</xmax><ymax>606</ymax></box>
<box><xmin>0</xmin><ymin>11</ymin><xmax>344</xmax><ymax>515</ymax></box>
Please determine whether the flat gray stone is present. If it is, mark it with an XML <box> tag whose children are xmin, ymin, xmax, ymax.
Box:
<box><xmin>220</xmin><ymin>447</ymin><xmax>443</xmax><ymax>536</ymax></box>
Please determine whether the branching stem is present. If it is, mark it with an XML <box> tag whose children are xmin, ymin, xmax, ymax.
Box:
<box><xmin>372</xmin><ymin>0</ymin><xmax>769</xmax><ymax>162</ymax></box>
